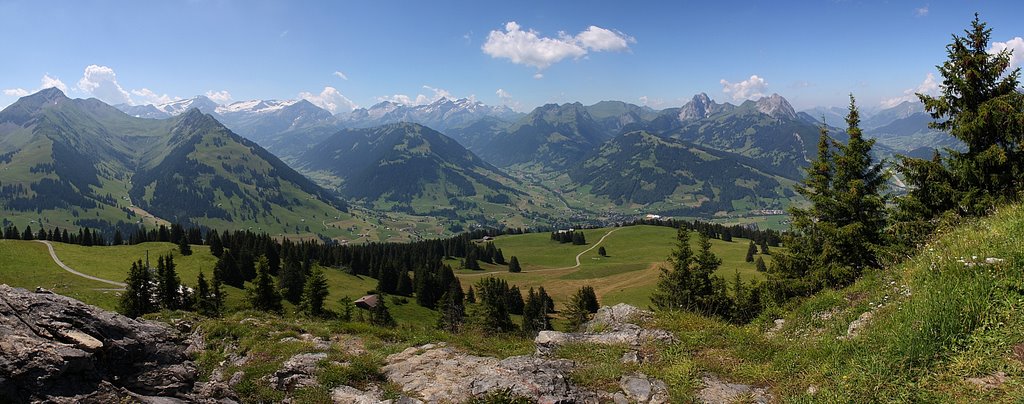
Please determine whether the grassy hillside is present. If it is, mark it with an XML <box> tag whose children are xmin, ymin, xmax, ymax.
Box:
<box><xmin>454</xmin><ymin>225</ymin><xmax>771</xmax><ymax>308</ymax></box>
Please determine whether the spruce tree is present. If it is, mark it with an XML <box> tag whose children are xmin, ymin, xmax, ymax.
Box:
<box><xmin>506</xmin><ymin>285</ymin><xmax>524</xmax><ymax>315</ymax></box>
<box><xmin>178</xmin><ymin>237</ymin><xmax>192</xmax><ymax>256</ymax></box>
<box><xmin>745</xmin><ymin>241</ymin><xmax>757</xmax><ymax>263</ymax></box>
<box><xmin>598</xmin><ymin>246</ymin><xmax>607</xmax><ymax>257</ymax></box>
<box><xmin>120</xmin><ymin>260</ymin><xmax>155</xmax><ymax>317</ymax></box>
<box><xmin>157</xmin><ymin>254</ymin><xmax>181</xmax><ymax>310</ymax></box>
<box><xmin>211</xmin><ymin>266</ymin><xmax>225</xmax><ymax>316</ymax></box>
<box><xmin>508</xmin><ymin>256</ymin><xmax>522</xmax><ymax>273</ymax></box>
<box><xmin>466</xmin><ymin>286</ymin><xmax>476</xmax><ymax>303</ymax></box>
<box><xmin>896</xmin><ymin>14</ymin><xmax>1024</xmax><ymax>239</ymax></box>
<box><xmin>580</xmin><ymin>285</ymin><xmax>599</xmax><ymax>313</ymax></box>
<box><xmin>195</xmin><ymin>270</ymin><xmax>216</xmax><ymax>316</ymax></box>
<box><xmin>246</xmin><ymin>256</ymin><xmax>283</xmax><ymax>312</ymax></box>
<box><xmin>277</xmin><ymin>255</ymin><xmax>305</xmax><ymax>305</ymax></box>
<box><xmin>563</xmin><ymin>288</ymin><xmax>592</xmax><ymax>331</ymax></box>
<box><xmin>369</xmin><ymin>294</ymin><xmax>396</xmax><ymax>327</ymax></box>
<box><xmin>521</xmin><ymin>287</ymin><xmax>551</xmax><ymax>336</ymax></box>
<box><xmin>755</xmin><ymin>256</ymin><xmax>767</xmax><ymax>272</ymax></box>
<box><xmin>207</xmin><ymin>231</ymin><xmax>224</xmax><ymax>257</ymax></box>
<box><xmin>651</xmin><ymin>227</ymin><xmax>695</xmax><ymax>311</ymax></box>
<box><xmin>437</xmin><ymin>282</ymin><xmax>466</xmax><ymax>332</ymax></box>
<box><xmin>469</xmin><ymin>277</ymin><xmax>515</xmax><ymax>334</ymax></box>
<box><xmin>396</xmin><ymin>270</ymin><xmax>414</xmax><ymax>296</ymax></box>
<box><xmin>299</xmin><ymin>267</ymin><xmax>330</xmax><ymax>317</ymax></box>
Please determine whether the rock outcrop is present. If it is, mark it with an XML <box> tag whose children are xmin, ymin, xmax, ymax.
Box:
<box><xmin>384</xmin><ymin>342</ymin><xmax>600</xmax><ymax>403</ymax></box>
<box><xmin>535</xmin><ymin>303</ymin><xmax>675</xmax><ymax>355</ymax></box>
<box><xmin>0</xmin><ymin>284</ymin><xmax>211</xmax><ymax>402</ymax></box>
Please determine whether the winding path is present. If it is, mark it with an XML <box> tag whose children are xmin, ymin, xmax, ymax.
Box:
<box><xmin>35</xmin><ymin>240</ymin><xmax>126</xmax><ymax>288</ymax></box>
<box><xmin>461</xmin><ymin>227</ymin><xmax>622</xmax><ymax>277</ymax></box>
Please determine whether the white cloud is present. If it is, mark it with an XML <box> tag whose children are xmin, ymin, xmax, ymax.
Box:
<box><xmin>3</xmin><ymin>88</ymin><xmax>30</xmax><ymax>97</ymax></box>
<box><xmin>4</xmin><ymin>74</ymin><xmax>68</xmax><ymax>98</ymax></box>
<box><xmin>496</xmin><ymin>88</ymin><xmax>512</xmax><ymax>101</ymax></box>
<box><xmin>77</xmin><ymin>65</ymin><xmax>132</xmax><ymax>105</ymax></box>
<box><xmin>533</xmin><ymin>73</ymin><xmax>544</xmax><ymax>80</ymax></box>
<box><xmin>204</xmin><ymin>90</ymin><xmax>232</xmax><ymax>103</ymax></box>
<box><xmin>576</xmin><ymin>26</ymin><xmax>635</xmax><ymax>52</ymax></box>
<box><xmin>333</xmin><ymin>71</ymin><xmax>348</xmax><ymax>80</ymax></box>
<box><xmin>131</xmin><ymin>88</ymin><xmax>177</xmax><ymax>105</ymax></box>
<box><xmin>880</xmin><ymin>73</ymin><xmax>938</xmax><ymax>108</ymax></box>
<box><xmin>377</xmin><ymin>85</ymin><xmax>454</xmax><ymax>106</ymax></box>
<box><xmin>915</xmin><ymin>6</ymin><xmax>929</xmax><ymax>17</ymax></box>
<box><xmin>481</xmin><ymin>21</ymin><xmax>634</xmax><ymax>74</ymax></box>
<box><xmin>638</xmin><ymin>96</ymin><xmax>649</xmax><ymax>106</ymax></box>
<box><xmin>720</xmin><ymin>75</ymin><xmax>768</xmax><ymax>101</ymax></box>
<box><xmin>299</xmin><ymin>86</ymin><xmax>357</xmax><ymax>114</ymax></box>
<box><xmin>990</xmin><ymin>37</ymin><xmax>1024</xmax><ymax>70</ymax></box>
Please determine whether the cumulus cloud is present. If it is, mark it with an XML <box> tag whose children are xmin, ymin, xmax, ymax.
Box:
<box><xmin>377</xmin><ymin>85</ymin><xmax>455</xmax><ymax>106</ymax></box>
<box><xmin>4</xmin><ymin>74</ymin><xmax>68</xmax><ymax>98</ymax></box>
<box><xmin>333</xmin><ymin>71</ymin><xmax>348</xmax><ymax>80</ymax></box>
<box><xmin>720</xmin><ymin>75</ymin><xmax>768</xmax><ymax>101</ymax></box>
<box><xmin>204</xmin><ymin>90</ymin><xmax>232</xmax><ymax>104</ymax></box>
<box><xmin>915</xmin><ymin>6</ymin><xmax>929</xmax><ymax>17</ymax></box>
<box><xmin>299</xmin><ymin>86</ymin><xmax>357</xmax><ymax>114</ymax></box>
<box><xmin>533</xmin><ymin>73</ymin><xmax>544</xmax><ymax>80</ymax></box>
<box><xmin>990</xmin><ymin>37</ymin><xmax>1024</xmax><ymax>70</ymax></box>
<box><xmin>482</xmin><ymin>21</ymin><xmax>634</xmax><ymax>74</ymax></box>
<box><xmin>131</xmin><ymin>88</ymin><xmax>177</xmax><ymax>105</ymax></box>
<box><xmin>880</xmin><ymin>73</ymin><xmax>939</xmax><ymax>108</ymax></box>
<box><xmin>77</xmin><ymin>65</ymin><xmax>132</xmax><ymax>104</ymax></box>
<box><xmin>576</xmin><ymin>26</ymin><xmax>635</xmax><ymax>51</ymax></box>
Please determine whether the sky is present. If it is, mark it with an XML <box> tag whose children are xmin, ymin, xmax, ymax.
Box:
<box><xmin>1</xmin><ymin>1</ymin><xmax>1023</xmax><ymax>113</ymax></box>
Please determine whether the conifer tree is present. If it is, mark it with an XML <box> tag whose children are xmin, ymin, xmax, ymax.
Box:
<box><xmin>745</xmin><ymin>240</ymin><xmax>757</xmax><ymax>263</ymax></box>
<box><xmin>580</xmin><ymin>285</ymin><xmax>599</xmax><ymax>313</ymax></box>
<box><xmin>598</xmin><ymin>246</ymin><xmax>607</xmax><ymax>257</ymax></box>
<box><xmin>896</xmin><ymin>14</ymin><xmax>1024</xmax><ymax>240</ymax></box>
<box><xmin>396</xmin><ymin>269</ymin><xmax>414</xmax><ymax>296</ymax></box>
<box><xmin>21</xmin><ymin>225</ymin><xmax>33</xmax><ymax>241</ymax></box>
<box><xmin>277</xmin><ymin>255</ymin><xmax>305</xmax><ymax>305</ymax></box>
<box><xmin>157</xmin><ymin>254</ymin><xmax>181</xmax><ymax>310</ymax></box>
<box><xmin>469</xmin><ymin>277</ymin><xmax>516</xmax><ymax>334</ymax></box>
<box><xmin>466</xmin><ymin>286</ymin><xmax>476</xmax><ymax>303</ymax></box>
<box><xmin>120</xmin><ymin>260</ymin><xmax>155</xmax><ymax>317</ymax></box>
<box><xmin>755</xmin><ymin>256</ymin><xmax>767</xmax><ymax>272</ymax></box>
<box><xmin>437</xmin><ymin>282</ymin><xmax>466</xmax><ymax>332</ymax></box>
<box><xmin>508</xmin><ymin>256</ymin><xmax>522</xmax><ymax>273</ymax></box>
<box><xmin>194</xmin><ymin>270</ymin><xmax>217</xmax><ymax>316</ymax></box>
<box><xmin>563</xmin><ymin>288</ymin><xmax>592</xmax><ymax>331</ymax></box>
<box><xmin>178</xmin><ymin>237</ymin><xmax>192</xmax><ymax>256</ymax></box>
<box><xmin>506</xmin><ymin>285</ymin><xmax>524</xmax><ymax>315</ymax></box>
<box><xmin>246</xmin><ymin>256</ymin><xmax>283</xmax><ymax>312</ymax></box>
<box><xmin>207</xmin><ymin>230</ymin><xmax>224</xmax><ymax>257</ymax></box>
<box><xmin>211</xmin><ymin>266</ymin><xmax>225</xmax><ymax>316</ymax></box>
<box><xmin>299</xmin><ymin>267</ymin><xmax>330</xmax><ymax>317</ymax></box>
<box><xmin>521</xmin><ymin>287</ymin><xmax>551</xmax><ymax>336</ymax></box>
<box><xmin>369</xmin><ymin>294</ymin><xmax>396</xmax><ymax>327</ymax></box>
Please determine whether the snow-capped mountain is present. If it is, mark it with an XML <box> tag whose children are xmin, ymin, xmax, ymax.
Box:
<box><xmin>115</xmin><ymin>95</ymin><xmax>220</xmax><ymax>119</ymax></box>
<box><xmin>342</xmin><ymin>97</ymin><xmax>521</xmax><ymax>131</ymax></box>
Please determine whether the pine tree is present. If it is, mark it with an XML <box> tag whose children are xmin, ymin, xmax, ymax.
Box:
<box><xmin>580</xmin><ymin>285</ymin><xmax>599</xmax><ymax>313</ymax></box>
<box><xmin>508</xmin><ymin>256</ymin><xmax>522</xmax><ymax>273</ymax></box>
<box><xmin>178</xmin><ymin>237</ymin><xmax>192</xmax><ymax>256</ymax></box>
<box><xmin>598</xmin><ymin>246</ymin><xmax>607</xmax><ymax>257</ymax></box>
<box><xmin>157</xmin><ymin>254</ymin><xmax>181</xmax><ymax>310</ymax></box>
<box><xmin>506</xmin><ymin>285</ymin><xmax>524</xmax><ymax>315</ymax></box>
<box><xmin>538</xmin><ymin>286</ymin><xmax>554</xmax><ymax>313</ymax></box>
<box><xmin>113</xmin><ymin>230</ymin><xmax>124</xmax><ymax>245</ymax></box>
<box><xmin>651</xmin><ymin>227</ymin><xmax>694</xmax><ymax>311</ymax></box>
<box><xmin>469</xmin><ymin>277</ymin><xmax>516</xmax><ymax>334</ymax></box>
<box><xmin>759</xmin><ymin>239</ymin><xmax>770</xmax><ymax>255</ymax></box>
<box><xmin>745</xmin><ymin>241</ymin><xmax>757</xmax><ymax>263</ymax></box>
<box><xmin>651</xmin><ymin>228</ymin><xmax>729</xmax><ymax>315</ymax></box>
<box><xmin>246</xmin><ymin>256</ymin><xmax>283</xmax><ymax>312</ymax></box>
<box><xmin>369</xmin><ymin>294</ymin><xmax>396</xmax><ymax>327</ymax></box>
<box><xmin>277</xmin><ymin>255</ymin><xmax>305</xmax><ymax>305</ymax></box>
<box><xmin>396</xmin><ymin>270</ymin><xmax>414</xmax><ymax>296</ymax></box>
<box><xmin>896</xmin><ymin>14</ymin><xmax>1024</xmax><ymax>239</ymax></box>
<box><xmin>194</xmin><ymin>270</ymin><xmax>216</xmax><ymax>316</ymax></box>
<box><xmin>494</xmin><ymin>248</ymin><xmax>506</xmax><ymax>265</ymax></box>
<box><xmin>21</xmin><ymin>225</ymin><xmax>33</xmax><ymax>241</ymax></box>
<box><xmin>755</xmin><ymin>256</ymin><xmax>767</xmax><ymax>272</ymax></box>
<box><xmin>563</xmin><ymin>288</ymin><xmax>592</xmax><ymax>331</ymax></box>
<box><xmin>207</xmin><ymin>231</ymin><xmax>224</xmax><ymax>257</ymax></box>
<box><xmin>120</xmin><ymin>260</ymin><xmax>155</xmax><ymax>317</ymax></box>
<box><xmin>299</xmin><ymin>267</ymin><xmax>330</xmax><ymax>317</ymax></box>
<box><xmin>521</xmin><ymin>287</ymin><xmax>551</xmax><ymax>336</ymax></box>
<box><xmin>437</xmin><ymin>282</ymin><xmax>466</xmax><ymax>332</ymax></box>
<box><xmin>466</xmin><ymin>286</ymin><xmax>476</xmax><ymax>303</ymax></box>
<box><xmin>211</xmin><ymin>266</ymin><xmax>225</xmax><ymax>316</ymax></box>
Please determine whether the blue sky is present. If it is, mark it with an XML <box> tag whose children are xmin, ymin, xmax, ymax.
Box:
<box><xmin>1</xmin><ymin>1</ymin><xmax>1022</xmax><ymax>113</ymax></box>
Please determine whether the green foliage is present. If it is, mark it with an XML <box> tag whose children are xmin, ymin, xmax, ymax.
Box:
<box><xmin>521</xmin><ymin>287</ymin><xmax>552</xmax><ymax>336</ymax></box>
<box><xmin>246</xmin><ymin>256</ymin><xmax>283</xmax><ymax>313</ymax></box>
<box><xmin>278</xmin><ymin>255</ymin><xmax>305</xmax><ymax>305</ymax></box>
<box><xmin>771</xmin><ymin>95</ymin><xmax>888</xmax><ymax>300</ymax></box>
<box><xmin>651</xmin><ymin>228</ymin><xmax>731</xmax><ymax>316</ymax></box>
<box><xmin>597</xmin><ymin>246</ymin><xmax>607</xmax><ymax>257</ymax></box>
<box><xmin>745</xmin><ymin>240</ymin><xmax>756</xmax><ymax>263</ymax></box>
<box><xmin>178</xmin><ymin>237</ymin><xmax>192</xmax><ymax>256</ymax></box>
<box><xmin>299</xmin><ymin>267</ymin><xmax>330</xmax><ymax>317</ymax></box>
<box><xmin>895</xmin><ymin>14</ymin><xmax>1024</xmax><ymax>246</ymax></box>
<box><xmin>563</xmin><ymin>287</ymin><xmax>594</xmax><ymax>331</ymax></box>
<box><xmin>436</xmin><ymin>282</ymin><xmax>466</xmax><ymax>332</ymax></box>
<box><xmin>579</xmin><ymin>286</ymin><xmax>599</xmax><ymax>313</ymax></box>
<box><xmin>156</xmin><ymin>254</ymin><xmax>182</xmax><ymax>310</ymax></box>
<box><xmin>507</xmin><ymin>255</ymin><xmax>522</xmax><ymax>273</ymax></box>
<box><xmin>369</xmin><ymin>294</ymin><xmax>396</xmax><ymax>327</ymax></box>
<box><xmin>754</xmin><ymin>256</ymin><xmax>767</xmax><ymax>273</ymax></box>
<box><xmin>469</xmin><ymin>277</ymin><xmax>516</xmax><ymax>334</ymax></box>
<box><xmin>119</xmin><ymin>259</ymin><xmax>155</xmax><ymax>317</ymax></box>
<box><xmin>194</xmin><ymin>270</ymin><xmax>219</xmax><ymax>317</ymax></box>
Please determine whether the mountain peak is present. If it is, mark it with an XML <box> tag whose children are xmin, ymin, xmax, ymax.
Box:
<box><xmin>678</xmin><ymin>93</ymin><xmax>721</xmax><ymax>121</ymax></box>
<box><xmin>33</xmin><ymin>87</ymin><xmax>69</xmax><ymax>101</ymax></box>
<box><xmin>755</xmin><ymin>93</ymin><xmax>796</xmax><ymax>120</ymax></box>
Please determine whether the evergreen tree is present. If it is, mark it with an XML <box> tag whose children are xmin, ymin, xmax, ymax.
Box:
<box><xmin>207</xmin><ymin>231</ymin><xmax>224</xmax><ymax>257</ymax></box>
<box><xmin>299</xmin><ymin>267</ymin><xmax>330</xmax><ymax>317</ymax></box>
<box><xmin>508</xmin><ymin>256</ymin><xmax>522</xmax><ymax>273</ymax></box>
<box><xmin>113</xmin><ymin>230</ymin><xmax>124</xmax><ymax>245</ymax></box>
<box><xmin>745</xmin><ymin>241</ymin><xmax>757</xmax><ymax>263</ymax></box>
<box><xmin>521</xmin><ymin>287</ymin><xmax>551</xmax><ymax>336</ymax></box>
<box><xmin>369</xmin><ymin>294</ymin><xmax>396</xmax><ymax>327</ymax></box>
<box><xmin>210</xmin><ymin>266</ymin><xmax>225</xmax><ymax>316</ymax></box>
<box><xmin>651</xmin><ymin>227</ymin><xmax>695</xmax><ymax>311</ymax></box>
<box><xmin>277</xmin><ymin>255</ymin><xmax>305</xmax><ymax>305</ymax></box>
<box><xmin>21</xmin><ymin>225</ymin><xmax>33</xmax><ymax>241</ymax></box>
<box><xmin>494</xmin><ymin>248</ymin><xmax>506</xmax><ymax>265</ymax></box>
<box><xmin>580</xmin><ymin>285</ymin><xmax>599</xmax><ymax>313</ymax></box>
<box><xmin>194</xmin><ymin>270</ymin><xmax>217</xmax><ymax>316</ymax></box>
<box><xmin>598</xmin><ymin>246</ymin><xmax>607</xmax><ymax>257</ymax></box>
<box><xmin>466</xmin><ymin>286</ymin><xmax>476</xmax><ymax>303</ymax></box>
<box><xmin>759</xmin><ymin>239</ymin><xmax>770</xmax><ymax>255</ymax></box>
<box><xmin>651</xmin><ymin>228</ymin><xmax>729</xmax><ymax>315</ymax></box>
<box><xmin>469</xmin><ymin>277</ymin><xmax>516</xmax><ymax>334</ymax></box>
<box><xmin>215</xmin><ymin>250</ymin><xmax>243</xmax><ymax>288</ymax></box>
<box><xmin>755</xmin><ymin>256</ymin><xmax>767</xmax><ymax>272</ymax></box>
<box><xmin>572</xmin><ymin>231</ymin><xmax>586</xmax><ymax>245</ymax></box>
<box><xmin>157</xmin><ymin>254</ymin><xmax>181</xmax><ymax>310</ymax></box>
<box><xmin>120</xmin><ymin>260</ymin><xmax>155</xmax><ymax>317</ymax></box>
<box><xmin>506</xmin><ymin>285</ymin><xmax>524</xmax><ymax>315</ymax></box>
<box><xmin>396</xmin><ymin>269</ymin><xmax>414</xmax><ymax>296</ymax></box>
<box><xmin>463</xmin><ymin>249</ymin><xmax>481</xmax><ymax>270</ymax></box>
<box><xmin>437</xmin><ymin>282</ymin><xmax>466</xmax><ymax>332</ymax></box>
<box><xmin>178</xmin><ymin>237</ymin><xmax>192</xmax><ymax>256</ymax></box>
<box><xmin>563</xmin><ymin>288</ymin><xmax>592</xmax><ymax>331</ymax></box>
<box><xmin>896</xmin><ymin>14</ymin><xmax>1024</xmax><ymax>242</ymax></box>
<box><xmin>246</xmin><ymin>256</ymin><xmax>283</xmax><ymax>312</ymax></box>
<box><xmin>538</xmin><ymin>286</ymin><xmax>555</xmax><ymax>313</ymax></box>
<box><xmin>338</xmin><ymin>296</ymin><xmax>354</xmax><ymax>322</ymax></box>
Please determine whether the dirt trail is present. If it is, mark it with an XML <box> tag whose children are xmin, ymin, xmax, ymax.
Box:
<box><xmin>35</xmin><ymin>240</ymin><xmax>126</xmax><ymax>288</ymax></box>
<box><xmin>461</xmin><ymin>227</ymin><xmax>622</xmax><ymax>277</ymax></box>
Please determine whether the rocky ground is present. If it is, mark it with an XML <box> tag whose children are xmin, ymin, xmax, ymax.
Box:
<box><xmin>0</xmin><ymin>285</ymin><xmax>775</xmax><ymax>403</ymax></box>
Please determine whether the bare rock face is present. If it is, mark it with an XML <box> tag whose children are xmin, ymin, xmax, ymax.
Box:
<box><xmin>0</xmin><ymin>284</ymin><xmax>207</xmax><ymax>402</ymax></box>
<box><xmin>383</xmin><ymin>342</ymin><xmax>600</xmax><ymax>403</ymax></box>
<box><xmin>535</xmin><ymin>303</ymin><xmax>675</xmax><ymax>355</ymax></box>
<box><xmin>696</xmin><ymin>374</ymin><xmax>772</xmax><ymax>404</ymax></box>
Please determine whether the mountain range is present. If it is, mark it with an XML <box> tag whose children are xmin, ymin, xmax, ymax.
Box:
<box><xmin>0</xmin><ymin>87</ymin><xmax>957</xmax><ymax>239</ymax></box>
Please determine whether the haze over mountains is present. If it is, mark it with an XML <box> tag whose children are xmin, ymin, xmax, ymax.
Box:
<box><xmin>0</xmin><ymin>86</ymin><xmax>955</xmax><ymax>240</ymax></box>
